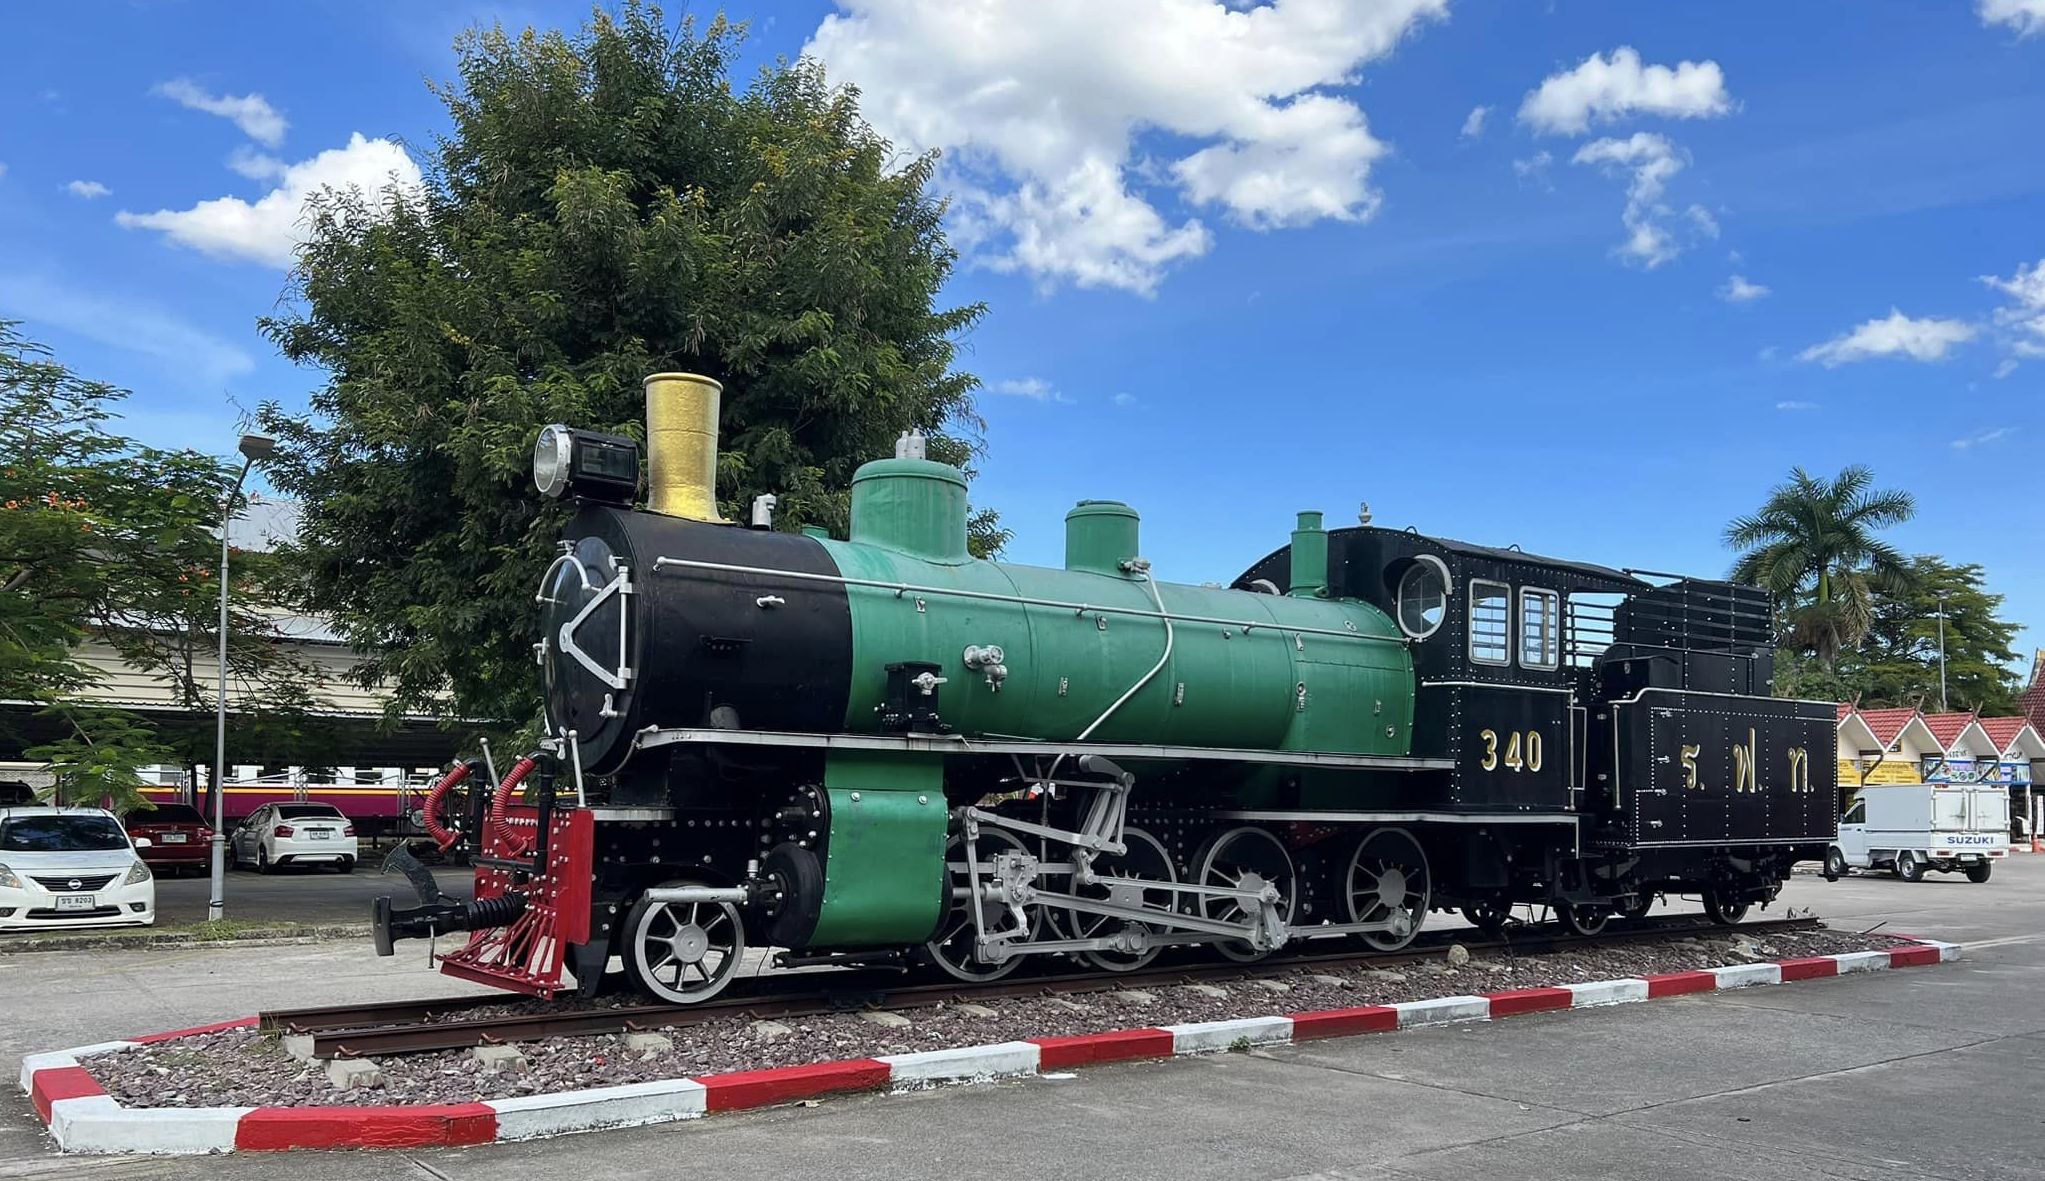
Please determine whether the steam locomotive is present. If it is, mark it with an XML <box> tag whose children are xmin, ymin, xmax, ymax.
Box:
<box><xmin>374</xmin><ymin>373</ymin><xmax>1837</xmax><ymax>1003</ymax></box>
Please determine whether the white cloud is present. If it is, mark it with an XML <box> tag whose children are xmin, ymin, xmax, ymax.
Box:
<box><xmin>1982</xmin><ymin>258</ymin><xmax>2045</xmax><ymax>357</ymax></box>
<box><xmin>227</xmin><ymin>147</ymin><xmax>287</xmax><ymax>180</ymax></box>
<box><xmin>1979</xmin><ymin>0</ymin><xmax>2045</xmax><ymax>37</ymax></box>
<box><xmin>65</xmin><ymin>179</ymin><xmax>111</xmax><ymax>199</ymax></box>
<box><xmin>1952</xmin><ymin>426</ymin><xmax>2016</xmax><ymax>449</ymax></box>
<box><xmin>1993</xmin><ymin>358</ymin><xmax>2019</xmax><ymax>379</ymax></box>
<box><xmin>1798</xmin><ymin>309</ymin><xmax>1978</xmax><ymax>366</ymax></box>
<box><xmin>0</xmin><ymin>272</ymin><xmax>255</xmax><ymax>388</ymax></box>
<box><xmin>1512</xmin><ymin>150</ymin><xmax>1553</xmax><ymax>186</ymax></box>
<box><xmin>1519</xmin><ymin>47</ymin><xmax>1733</xmax><ymax>136</ymax></box>
<box><xmin>1571</xmin><ymin>132</ymin><xmax>1689</xmax><ymax>268</ymax></box>
<box><xmin>116</xmin><ymin>133</ymin><xmax>422</xmax><ymax>269</ymax></box>
<box><xmin>805</xmin><ymin>0</ymin><xmax>1449</xmax><ymax>295</ymax></box>
<box><xmin>1112</xmin><ymin>391</ymin><xmax>1137</xmax><ymax>407</ymax></box>
<box><xmin>155</xmin><ymin>78</ymin><xmax>289</xmax><ymax>147</ymax></box>
<box><xmin>1686</xmin><ymin>204</ymin><xmax>1718</xmax><ymax>238</ymax></box>
<box><xmin>993</xmin><ymin>376</ymin><xmax>1071</xmax><ymax>403</ymax></box>
<box><xmin>1720</xmin><ymin>274</ymin><xmax>1770</xmax><ymax>302</ymax></box>
<box><xmin>1776</xmin><ymin>400</ymin><xmax>1819</xmax><ymax>411</ymax></box>
<box><xmin>1460</xmin><ymin>105</ymin><xmax>1489</xmax><ymax>139</ymax></box>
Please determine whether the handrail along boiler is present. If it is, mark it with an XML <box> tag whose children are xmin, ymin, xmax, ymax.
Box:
<box><xmin>373</xmin><ymin>374</ymin><xmax>1838</xmax><ymax>1001</ymax></box>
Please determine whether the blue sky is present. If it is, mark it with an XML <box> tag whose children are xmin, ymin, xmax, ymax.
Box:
<box><xmin>3</xmin><ymin>1</ymin><xmax>2042</xmax><ymax>671</ymax></box>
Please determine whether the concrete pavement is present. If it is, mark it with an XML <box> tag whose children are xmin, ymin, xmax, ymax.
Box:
<box><xmin>0</xmin><ymin>859</ymin><xmax>2038</xmax><ymax>1180</ymax></box>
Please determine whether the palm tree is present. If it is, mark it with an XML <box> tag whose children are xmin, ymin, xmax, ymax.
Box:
<box><xmin>1724</xmin><ymin>465</ymin><xmax>1915</xmax><ymax>668</ymax></box>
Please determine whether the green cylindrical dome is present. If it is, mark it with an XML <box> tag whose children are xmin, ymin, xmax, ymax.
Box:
<box><xmin>1064</xmin><ymin>499</ymin><xmax>1140</xmax><ymax>575</ymax></box>
<box><xmin>850</xmin><ymin>457</ymin><xmax>971</xmax><ymax>564</ymax></box>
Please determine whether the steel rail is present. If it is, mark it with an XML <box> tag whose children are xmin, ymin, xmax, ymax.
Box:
<box><xmin>260</xmin><ymin>961</ymin><xmax>878</xmax><ymax>1038</ymax></box>
<box><xmin>266</xmin><ymin>915</ymin><xmax>1818</xmax><ymax>1059</ymax></box>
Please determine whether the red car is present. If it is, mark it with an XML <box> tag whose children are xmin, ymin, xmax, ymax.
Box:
<box><xmin>123</xmin><ymin>803</ymin><xmax>213</xmax><ymax>876</ymax></box>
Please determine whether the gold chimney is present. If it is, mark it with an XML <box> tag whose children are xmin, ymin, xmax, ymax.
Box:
<box><xmin>642</xmin><ymin>372</ymin><xmax>724</xmax><ymax>521</ymax></box>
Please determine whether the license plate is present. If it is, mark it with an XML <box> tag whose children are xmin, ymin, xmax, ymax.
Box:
<box><xmin>54</xmin><ymin>895</ymin><xmax>95</xmax><ymax>912</ymax></box>
<box><xmin>162</xmin><ymin>833</ymin><xmax>188</xmax><ymax>844</ymax></box>
<box><xmin>308</xmin><ymin>831</ymin><xmax>331</xmax><ymax>840</ymax></box>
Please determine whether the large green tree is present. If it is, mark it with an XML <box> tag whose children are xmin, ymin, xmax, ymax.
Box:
<box><xmin>261</xmin><ymin>5</ymin><xmax>997</xmax><ymax>727</ymax></box>
<box><xmin>1842</xmin><ymin>555</ymin><xmax>2020</xmax><ymax>714</ymax></box>
<box><xmin>0</xmin><ymin>322</ymin><xmax>328</xmax><ymax>812</ymax></box>
<box><xmin>1724</xmin><ymin>464</ymin><xmax>1915</xmax><ymax>669</ymax></box>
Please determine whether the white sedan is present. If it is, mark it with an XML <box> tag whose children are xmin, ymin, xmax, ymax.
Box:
<box><xmin>0</xmin><ymin>806</ymin><xmax>156</xmax><ymax>931</ymax></box>
<box><xmin>231</xmin><ymin>803</ymin><xmax>359</xmax><ymax>873</ymax></box>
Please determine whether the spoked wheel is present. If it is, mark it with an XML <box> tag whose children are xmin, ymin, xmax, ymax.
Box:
<box><xmin>1615</xmin><ymin>889</ymin><xmax>1655</xmax><ymax>920</ymax></box>
<box><xmin>1556</xmin><ymin>902</ymin><xmax>1610</xmax><ymax>937</ymax></box>
<box><xmin>1345</xmin><ymin>827</ymin><xmax>1431</xmax><ymax>952</ymax></box>
<box><xmin>1198</xmin><ymin>826</ymin><xmax>1296</xmax><ymax>963</ymax></box>
<box><xmin>1064</xmin><ymin>828</ymin><xmax>1176</xmax><ymax>972</ymax></box>
<box><xmin>923</xmin><ymin>828</ymin><xmax>1038</xmax><ymax>983</ymax></box>
<box><xmin>622</xmin><ymin>884</ymin><xmax>746</xmax><ymax>1004</ymax></box>
<box><xmin>1703</xmin><ymin>890</ymin><xmax>1750</xmax><ymax>925</ymax></box>
<box><xmin>1461</xmin><ymin>897</ymin><xmax>1514</xmax><ymax>937</ymax></box>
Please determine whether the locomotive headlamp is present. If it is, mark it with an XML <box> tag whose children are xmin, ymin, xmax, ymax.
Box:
<box><xmin>532</xmin><ymin>424</ymin><xmax>640</xmax><ymax>505</ymax></box>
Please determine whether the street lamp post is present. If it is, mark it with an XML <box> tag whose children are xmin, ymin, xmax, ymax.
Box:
<box><xmin>208</xmin><ymin>432</ymin><xmax>276</xmax><ymax>923</ymax></box>
<box><xmin>1935</xmin><ymin>592</ymin><xmax>1949</xmax><ymax>714</ymax></box>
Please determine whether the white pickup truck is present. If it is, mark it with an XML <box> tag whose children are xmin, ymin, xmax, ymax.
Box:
<box><xmin>1824</xmin><ymin>783</ymin><xmax>2009</xmax><ymax>883</ymax></box>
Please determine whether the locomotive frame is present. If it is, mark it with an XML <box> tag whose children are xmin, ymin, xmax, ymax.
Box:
<box><xmin>373</xmin><ymin>372</ymin><xmax>1837</xmax><ymax>1002</ymax></box>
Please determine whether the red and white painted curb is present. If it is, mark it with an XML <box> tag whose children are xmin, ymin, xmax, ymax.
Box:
<box><xmin>19</xmin><ymin>938</ymin><xmax>1960</xmax><ymax>1155</ymax></box>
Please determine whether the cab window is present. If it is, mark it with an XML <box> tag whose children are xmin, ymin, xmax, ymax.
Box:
<box><xmin>1519</xmin><ymin>588</ymin><xmax>1560</xmax><ymax>670</ymax></box>
<box><xmin>1469</xmin><ymin>581</ymin><xmax>1511</xmax><ymax>666</ymax></box>
<box><xmin>1843</xmin><ymin>800</ymin><xmax>1865</xmax><ymax>824</ymax></box>
<box><xmin>1395</xmin><ymin>557</ymin><xmax>1451</xmax><ymax>640</ymax></box>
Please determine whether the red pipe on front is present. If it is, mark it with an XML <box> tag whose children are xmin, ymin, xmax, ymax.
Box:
<box><xmin>421</xmin><ymin>763</ymin><xmax>472</xmax><ymax>852</ymax></box>
<box><xmin>487</xmin><ymin>756</ymin><xmax>541</xmax><ymax>854</ymax></box>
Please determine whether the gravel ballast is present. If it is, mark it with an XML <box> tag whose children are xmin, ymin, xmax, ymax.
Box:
<box><xmin>85</xmin><ymin>925</ymin><xmax>1912</xmax><ymax>1110</ymax></box>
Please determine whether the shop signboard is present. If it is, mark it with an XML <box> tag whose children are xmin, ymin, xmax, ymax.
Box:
<box><xmin>1862</xmin><ymin>759</ymin><xmax>1924</xmax><ymax>785</ymax></box>
<box><xmin>1920</xmin><ymin>756</ymin><xmax>2032</xmax><ymax>786</ymax></box>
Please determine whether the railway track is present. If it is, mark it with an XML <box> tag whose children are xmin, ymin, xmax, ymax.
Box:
<box><xmin>262</xmin><ymin>914</ymin><xmax>1817</xmax><ymax>1060</ymax></box>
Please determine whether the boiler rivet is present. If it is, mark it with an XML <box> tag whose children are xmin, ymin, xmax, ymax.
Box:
<box><xmin>850</xmin><ymin>792</ymin><xmax>862</xmax><ymax>802</ymax></box>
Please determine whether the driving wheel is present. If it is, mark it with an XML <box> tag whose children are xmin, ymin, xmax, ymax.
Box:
<box><xmin>1063</xmin><ymin>828</ymin><xmax>1176</xmax><ymax>972</ymax></box>
<box><xmin>922</xmin><ymin>828</ymin><xmax>1038</xmax><ymax>983</ymax></box>
<box><xmin>1198</xmin><ymin>826</ymin><xmax>1297</xmax><ymax>963</ymax></box>
<box><xmin>1345</xmin><ymin>827</ymin><xmax>1431</xmax><ymax>952</ymax></box>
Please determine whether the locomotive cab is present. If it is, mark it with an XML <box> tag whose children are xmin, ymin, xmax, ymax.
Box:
<box><xmin>1238</xmin><ymin>525</ymin><xmax>1837</xmax><ymax>931</ymax></box>
<box><xmin>1237</xmin><ymin>528</ymin><xmax>1646</xmax><ymax>816</ymax></box>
